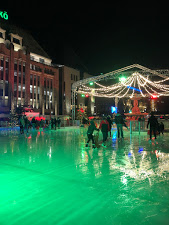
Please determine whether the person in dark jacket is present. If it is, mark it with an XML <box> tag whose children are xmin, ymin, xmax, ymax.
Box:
<box><xmin>159</xmin><ymin>122</ymin><xmax>164</xmax><ymax>134</ymax></box>
<box><xmin>24</xmin><ymin>115</ymin><xmax>29</xmax><ymax>133</ymax></box>
<box><xmin>31</xmin><ymin>117</ymin><xmax>36</xmax><ymax>129</ymax></box>
<box><xmin>99</xmin><ymin>117</ymin><xmax>110</xmax><ymax>147</ymax></box>
<box><xmin>115</xmin><ymin>113</ymin><xmax>126</xmax><ymax>138</ymax></box>
<box><xmin>107</xmin><ymin>116</ymin><xmax>113</xmax><ymax>137</ymax></box>
<box><xmin>147</xmin><ymin>112</ymin><xmax>158</xmax><ymax>139</ymax></box>
<box><xmin>86</xmin><ymin>120</ymin><xmax>99</xmax><ymax>148</ymax></box>
<box><xmin>57</xmin><ymin>117</ymin><xmax>61</xmax><ymax>129</ymax></box>
<box><xmin>53</xmin><ymin>118</ymin><xmax>57</xmax><ymax>130</ymax></box>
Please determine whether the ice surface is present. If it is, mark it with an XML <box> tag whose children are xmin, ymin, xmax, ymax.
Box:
<box><xmin>0</xmin><ymin>127</ymin><xmax>169</xmax><ymax>225</ymax></box>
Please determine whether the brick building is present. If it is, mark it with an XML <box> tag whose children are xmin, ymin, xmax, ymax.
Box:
<box><xmin>0</xmin><ymin>23</ymin><xmax>59</xmax><ymax>116</ymax></box>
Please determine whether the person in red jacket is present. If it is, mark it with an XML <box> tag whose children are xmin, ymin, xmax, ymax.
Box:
<box><xmin>99</xmin><ymin>117</ymin><xmax>110</xmax><ymax>147</ymax></box>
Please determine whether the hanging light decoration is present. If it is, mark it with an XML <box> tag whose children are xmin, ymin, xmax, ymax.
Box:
<box><xmin>74</xmin><ymin>65</ymin><xmax>169</xmax><ymax>98</ymax></box>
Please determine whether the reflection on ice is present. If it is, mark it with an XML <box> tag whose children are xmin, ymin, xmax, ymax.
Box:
<box><xmin>0</xmin><ymin>128</ymin><xmax>169</xmax><ymax>224</ymax></box>
<box><xmin>77</xmin><ymin>131</ymin><xmax>169</xmax><ymax>186</ymax></box>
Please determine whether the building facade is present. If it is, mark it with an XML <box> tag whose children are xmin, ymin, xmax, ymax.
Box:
<box><xmin>0</xmin><ymin>24</ymin><xmax>59</xmax><ymax>116</ymax></box>
<box><xmin>61</xmin><ymin>66</ymin><xmax>94</xmax><ymax>116</ymax></box>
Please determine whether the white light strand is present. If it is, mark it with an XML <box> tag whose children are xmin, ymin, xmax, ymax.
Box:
<box><xmin>76</xmin><ymin>72</ymin><xmax>169</xmax><ymax>98</ymax></box>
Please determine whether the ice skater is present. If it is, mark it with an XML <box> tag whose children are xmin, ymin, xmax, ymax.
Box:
<box><xmin>99</xmin><ymin>117</ymin><xmax>110</xmax><ymax>147</ymax></box>
<box><xmin>57</xmin><ymin>117</ymin><xmax>61</xmax><ymax>129</ymax></box>
<box><xmin>147</xmin><ymin>112</ymin><xmax>158</xmax><ymax>140</ymax></box>
<box><xmin>86</xmin><ymin>120</ymin><xmax>99</xmax><ymax>149</ymax></box>
<box><xmin>19</xmin><ymin>116</ymin><xmax>25</xmax><ymax>134</ymax></box>
<box><xmin>159</xmin><ymin>121</ymin><xmax>164</xmax><ymax>135</ymax></box>
<box><xmin>24</xmin><ymin>116</ymin><xmax>29</xmax><ymax>133</ymax></box>
<box><xmin>107</xmin><ymin>116</ymin><xmax>113</xmax><ymax>137</ymax></box>
<box><xmin>115</xmin><ymin>112</ymin><xmax>126</xmax><ymax>138</ymax></box>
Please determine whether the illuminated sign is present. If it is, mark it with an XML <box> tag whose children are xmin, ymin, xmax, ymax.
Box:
<box><xmin>0</xmin><ymin>11</ymin><xmax>8</xmax><ymax>20</ymax></box>
<box><xmin>111</xmin><ymin>106</ymin><xmax>117</xmax><ymax>113</ymax></box>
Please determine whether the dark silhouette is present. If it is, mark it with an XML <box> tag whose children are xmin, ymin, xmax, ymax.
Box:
<box><xmin>86</xmin><ymin>120</ymin><xmax>99</xmax><ymax>149</ymax></box>
<box><xmin>99</xmin><ymin>117</ymin><xmax>110</xmax><ymax>147</ymax></box>
<box><xmin>147</xmin><ymin>112</ymin><xmax>158</xmax><ymax>139</ymax></box>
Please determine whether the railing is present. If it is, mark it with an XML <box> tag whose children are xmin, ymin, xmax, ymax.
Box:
<box><xmin>0</xmin><ymin>121</ymin><xmax>8</xmax><ymax>127</ymax></box>
<box><xmin>60</xmin><ymin>120</ymin><xmax>80</xmax><ymax>127</ymax></box>
<box><xmin>129</xmin><ymin>120</ymin><xmax>147</xmax><ymax>134</ymax></box>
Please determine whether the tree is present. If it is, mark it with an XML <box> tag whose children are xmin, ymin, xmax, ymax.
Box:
<box><xmin>76</xmin><ymin>108</ymin><xmax>87</xmax><ymax>122</ymax></box>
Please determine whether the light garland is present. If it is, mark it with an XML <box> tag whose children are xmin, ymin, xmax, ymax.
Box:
<box><xmin>76</xmin><ymin>71</ymin><xmax>169</xmax><ymax>98</ymax></box>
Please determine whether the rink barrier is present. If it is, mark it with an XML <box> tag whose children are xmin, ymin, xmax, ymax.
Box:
<box><xmin>129</xmin><ymin>120</ymin><xmax>147</xmax><ymax>134</ymax></box>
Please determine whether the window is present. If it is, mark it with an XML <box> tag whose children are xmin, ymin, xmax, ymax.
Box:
<box><xmin>30</xmin><ymin>56</ymin><xmax>34</xmax><ymax>61</ymax></box>
<box><xmin>30</xmin><ymin>75</ymin><xmax>33</xmax><ymax>85</ymax></box>
<box><xmin>37</xmin><ymin>76</ymin><xmax>40</xmax><ymax>86</ymax></box>
<box><xmin>39</xmin><ymin>58</ymin><xmax>44</xmax><ymax>64</ymax></box>
<box><xmin>14</xmin><ymin>76</ymin><xmax>17</xmax><ymax>83</ymax></box>
<box><xmin>71</xmin><ymin>74</ymin><xmax>73</xmax><ymax>80</ymax></box>
<box><xmin>0</xmin><ymin>57</ymin><xmax>3</xmax><ymax>80</ymax></box>
<box><xmin>13</xmin><ymin>37</ymin><xmax>20</xmax><ymax>45</ymax></box>
<box><xmin>30</xmin><ymin>85</ymin><xmax>33</xmax><ymax>94</ymax></box>
<box><xmin>34</xmin><ymin>75</ymin><xmax>36</xmax><ymax>86</ymax></box>
<box><xmin>5</xmin><ymin>58</ymin><xmax>9</xmax><ymax>81</ymax></box>
<box><xmin>23</xmin><ymin>63</ymin><xmax>25</xmax><ymax>85</ymax></box>
<box><xmin>14</xmin><ymin>62</ymin><xmax>17</xmax><ymax>71</ymax></box>
<box><xmin>0</xmin><ymin>32</ymin><xmax>3</xmax><ymax>38</ymax></box>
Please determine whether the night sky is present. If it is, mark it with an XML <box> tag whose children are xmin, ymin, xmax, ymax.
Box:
<box><xmin>2</xmin><ymin>3</ymin><xmax>169</xmax><ymax>75</ymax></box>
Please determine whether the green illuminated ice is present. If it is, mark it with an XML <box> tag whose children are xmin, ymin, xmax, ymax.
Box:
<box><xmin>0</xmin><ymin>127</ymin><xmax>169</xmax><ymax>224</ymax></box>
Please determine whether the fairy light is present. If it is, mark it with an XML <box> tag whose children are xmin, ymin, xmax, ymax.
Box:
<box><xmin>75</xmin><ymin>70</ymin><xmax>169</xmax><ymax>98</ymax></box>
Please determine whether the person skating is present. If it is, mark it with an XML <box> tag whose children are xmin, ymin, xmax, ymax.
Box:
<box><xmin>31</xmin><ymin>117</ymin><xmax>36</xmax><ymax>129</ymax></box>
<box><xmin>99</xmin><ymin>117</ymin><xmax>110</xmax><ymax>147</ymax></box>
<box><xmin>19</xmin><ymin>116</ymin><xmax>25</xmax><ymax>134</ymax></box>
<box><xmin>24</xmin><ymin>115</ymin><xmax>29</xmax><ymax>133</ymax></box>
<box><xmin>86</xmin><ymin>120</ymin><xmax>99</xmax><ymax>149</ymax></box>
<box><xmin>115</xmin><ymin>112</ymin><xmax>127</xmax><ymax>138</ymax></box>
<box><xmin>159</xmin><ymin>121</ymin><xmax>164</xmax><ymax>135</ymax></box>
<box><xmin>107</xmin><ymin>116</ymin><xmax>113</xmax><ymax>137</ymax></box>
<box><xmin>57</xmin><ymin>117</ymin><xmax>61</xmax><ymax>129</ymax></box>
<box><xmin>147</xmin><ymin>112</ymin><xmax>158</xmax><ymax>140</ymax></box>
<box><xmin>53</xmin><ymin>118</ymin><xmax>57</xmax><ymax>130</ymax></box>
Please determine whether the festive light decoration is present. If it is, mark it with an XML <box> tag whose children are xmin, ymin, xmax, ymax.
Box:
<box><xmin>119</xmin><ymin>76</ymin><xmax>127</xmax><ymax>83</ymax></box>
<box><xmin>75</xmin><ymin>70</ymin><xmax>169</xmax><ymax>98</ymax></box>
<box><xmin>89</xmin><ymin>81</ymin><xmax>94</xmax><ymax>85</ymax></box>
<box><xmin>71</xmin><ymin>64</ymin><xmax>169</xmax><ymax>121</ymax></box>
<box><xmin>151</xmin><ymin>95</ymin><xmax>158</xmax><ymax>99</ymax></box>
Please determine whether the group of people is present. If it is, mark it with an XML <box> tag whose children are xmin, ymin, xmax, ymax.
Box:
<box><xmin>86</xmin><ymin>113</ymin><xmax>128</xmax><ymax>149</ymax></box>
<box><xmin>51</xmin><ymin>118</ymin><xmax>61</xmax><ymax>130</ymax></box>
<box><xmin>19</xmin><ymin>116</ymin><xmax>61</xmax><ymax>134</ymax></box>
<box><xmin>86</xmin><ymin>112</ymin><xmax>165</xmax><ymax>149</ymax></box>
<box><xmin>19</xmin><ymin>115</ymin><xmax>30</xmax><ymax>134</ymax></box>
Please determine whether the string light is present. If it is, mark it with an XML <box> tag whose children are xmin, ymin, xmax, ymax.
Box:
<box><xmin>75</xmin><ymin>70</ymin><xmax>169</xmax><ymax>98</ymax></box>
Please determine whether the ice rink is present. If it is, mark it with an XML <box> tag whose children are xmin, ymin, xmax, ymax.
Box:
<box><xmin>0</xmin><ymin>127</ymin><xmax>169</xmax><ymax>225</ymax></box>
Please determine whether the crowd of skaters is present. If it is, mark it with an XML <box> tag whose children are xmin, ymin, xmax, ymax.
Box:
<box><xmin>19</xmin><ymin>116</ymin><xmax>61</xmax><ymax>134</ymax></box>
<box><xmin>86</xmin><ymin>113</ymin><xmax>128</xmax><ymax>149</ymax></box>
<box><xmin>86</xmin><ymin>112</ymin><xmax>165</xmax><ymax>149</ymax></box>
